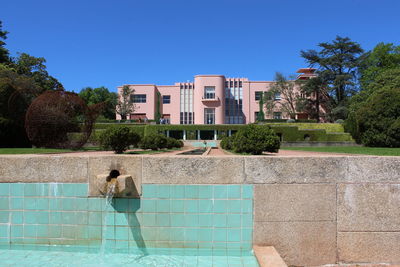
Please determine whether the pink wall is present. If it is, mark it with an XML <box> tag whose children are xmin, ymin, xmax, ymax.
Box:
<box><xmin>193</xmin><ymin>75</ymin><xmax>224</xmax><ymax>124</ymax></box>
<box><xmin>157</xmin><ymin>85</ymin><xmax>180</xmax><ymax>124</ymax></box>
<box><xmin>116</xmin><ymin>85</ymin><xmax>156</xmax><ymax>120</ymax></box>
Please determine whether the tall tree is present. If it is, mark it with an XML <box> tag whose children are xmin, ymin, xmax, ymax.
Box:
<box><xmin>270</xmin><ymin>72</ymin><xmax>301</xmax><ymax>119</ymax></box>
<box><xmin>298</xmin><ymin>75</ymin><xmax>329</xmax><ymax>122</ymax></box>
<box><xmin>263</xmin><ymin>90</ymin><xmax>277</xmax><ymax>118</ymax></box>
<box><xmin>79</xmin><ymin>86</ymin><xmax>117</xmax><ymax>120</ymax></box>
<box><xmin>116</xmin><ymin>85</ymin><xmax>135</xmax><ymax>120</ymax></box>
<box><xmin>0</xmin><ymin>21</ymin><xmax>10</xmax><ymax>64</ymax></box>
<box><xmin>301</xmin><ymin>36</ymin><xmax>364</xmax><ymax>119</ymax></box>
<box><xmin>256</xmin><ymin>92</ymin><xmax>265</xmax><ymax>121</ymax></box>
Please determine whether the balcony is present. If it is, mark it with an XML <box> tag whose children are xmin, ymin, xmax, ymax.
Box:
<box><xmin>201</xmin><ymin>96</ymin><xmax>220</xmax><ymax>102</ymax></box>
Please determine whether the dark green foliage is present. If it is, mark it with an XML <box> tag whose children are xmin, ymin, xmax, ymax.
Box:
<box><xmin>165</xmin><ymin>137</ymin><xmax>183</xmax><ymax>149</ymax></box>
<box><xmin>0</xmin><ymin>21</ymin><xmax>10</xmax><ymax>64</ymax></box>
<box><xmin>230</xmin><ymin>124</ymin><xmax>280</xmax><ymax>155</ymax></box>
<box><xmin>354</xmin><ymin>87</ymin><xmax>400</xmax><ymax>147</ymax></box>
<box><xmin>257</xmin><ymin>92</ymin><xmax>265</xmax><ymax>121</ymax></box>
<box><xmin>99</xmin><ymin>126</ymin><xmax>141</xmax><ymax>153</ymax></box>
<box><xmin>140</xmin><ymin>134</ymin><xmax>168</xmax><ymax>150</ymax></box>
<box><xmin>155</xmin><ymin>92</ymin><xmax>162</xmax><ymax>123</ymax></box>
<box><xmin>220</xmin><ymin>136</ymin><xmax>233</xmax><ymax>150</ymax></box>
<box><xmin>0</xmin><ymin>117</ymin><xmax>30</xmax><ymax>147</ymax></box>
<box><xmin>301</xmin><ymin>36</ymin><xmax>364</xmax><ymax>120</ymax></box>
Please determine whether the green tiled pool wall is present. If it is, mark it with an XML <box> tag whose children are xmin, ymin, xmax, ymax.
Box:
<box><xmin>0</xmin><ymin>183</ymin><xmax>253</xmax><ymax>251</ymax></box>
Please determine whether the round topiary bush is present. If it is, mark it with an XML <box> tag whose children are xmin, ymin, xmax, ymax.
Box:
<box><xmin>231</xmin><ymin>124</ymin><xmax>280</xmax><ymax>155</ymax></box>
<box><xmin>220</xmin><ymin>136</ymin><xmax>233</xmax><ymax>150</ymax></box>
<box><xmin>140</xmin><ymin>133</ymin><xmax>168</xmax><ymax>150</ymax></box>
<box><xmin>99</xmin><ymin>126</ymin><xmax>141</xmax><ymax>153</ymax></box>
<box><xmin>165</xmin><ymin>137</ymin><xmax>183</xmax><ymax>149</ymax></box>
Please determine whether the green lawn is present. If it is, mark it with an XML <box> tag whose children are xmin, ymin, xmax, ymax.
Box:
<box><xmin>281</xmin><ymin>146</ymin><xmax>400</xmax><ymax>156</ymax></box>
<box><xmin>0</xmin><ymin>147</ymin><xmax>181</xmax><ymax>155</ymax></box>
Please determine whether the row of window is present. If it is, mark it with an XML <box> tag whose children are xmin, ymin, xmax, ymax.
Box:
<box><xmin>131</xmin><ymin>91</ymin><xmax>281</xmax><ymax>103</ymax></box>
<box><xmin>255</xmin><ymin>111</ymin><xmax>282</xmax><ymax>120</ymax></box>
<box><xmin>225</xmin><ymin>81</ymin><xmax>243</xmax><ymax>88</ymax></box>
<box><xmin>130</xmin><ymin>94</ymin><xmax>171</xmax><ymax>104</ymax></box>
<box><xmin>255</xmin><ymin>91</ymin><xmax>281</xmax><ymax>101</ymax></box>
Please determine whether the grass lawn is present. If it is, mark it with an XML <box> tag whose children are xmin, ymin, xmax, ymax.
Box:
<box><xmin>0</xmin><ymin>147</ymin><xmax>100</xmax><ymax>154</ymax></box>
<box><xmin>281</xmin><ymin>146</ymin><xmax>400</xmax><ymax>156</ymax></box>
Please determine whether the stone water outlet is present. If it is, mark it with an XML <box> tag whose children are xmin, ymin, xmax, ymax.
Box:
<box><xmin>91</xmin><ymin>170</ymin><xmax>140</xmax><ymax>198</ymax></box>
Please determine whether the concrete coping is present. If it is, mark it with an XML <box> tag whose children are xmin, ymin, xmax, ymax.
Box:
<box><xmin>253</xmin><ymin>246</ymin><xmax>287</xmax><ymax>267</ymax></box>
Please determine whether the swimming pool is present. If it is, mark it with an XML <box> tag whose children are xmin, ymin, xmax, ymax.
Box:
<box><xmin>0</xmin><ymin>245</ymin><xmax>259</xmax><ymax>267</ymax></box>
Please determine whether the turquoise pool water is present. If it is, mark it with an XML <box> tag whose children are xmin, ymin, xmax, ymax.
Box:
<box><xmin>0</xmin><ymin>245</ymin><xmax>259</xmax><ymax>267</ymax></box>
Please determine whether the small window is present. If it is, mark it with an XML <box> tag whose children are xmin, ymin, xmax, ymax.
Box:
<box><xmin>204</xmin><ymin>86</ymin><xmax>215</xmax><ymax>99</ymax></box>
<box><xmin>162</xmin><ymin>95</ymin><xmax>170</xmax><ymax>104</ymax></box>
<box><xmin>273</xmin><ymin>112</ymin><xmax>282</xmax><ymax>120</ymax></box>
<box><xmin>239</xmin><ymin>81</ymin><xmax>242</xmax><ymax>87</ymax></box>
<box><xmin>274</xmin><ymin>92</ymin><xmax>281</xmax><ymax>100</ymax></box>
<box><xmin>131</xmin><ymin>94</ymin><xmax>146</xmax><ymax>103</ymax></box>
<box><xmin>255</xmin><ymin>91</ymin><xmax>263</xmax><ymax>101</ymax></box>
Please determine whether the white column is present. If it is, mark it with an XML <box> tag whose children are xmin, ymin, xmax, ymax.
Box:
<box><xmin>197</xmin><ymin>130</ymin><xmax>200</xmax><ymax>140</ymax></box>
<box><xmin>214</xmin><ymin>130</ymin><xmax>217</xmax><ymax>140</ymax></box>
<box><xmin>183</xmin><ymin>130</ymin><xmax>186</xmax><ymax>140</ymax></box>
<box><xmin>166</xmin><ymin>130</ymin><xmax>170</xmax><ymax>137</ymax></box>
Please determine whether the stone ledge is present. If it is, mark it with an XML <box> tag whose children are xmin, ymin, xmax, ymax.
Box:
<box><xmin>253</xmin><ymin>245</ymin><xmax>287</xmax><ymax>267</ymax></box>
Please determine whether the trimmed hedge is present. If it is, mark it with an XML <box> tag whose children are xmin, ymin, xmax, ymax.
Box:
<box><xmin>92</xmin><ymin>123</ymin><xmax>353</xmax><ymax>143</ymax></box>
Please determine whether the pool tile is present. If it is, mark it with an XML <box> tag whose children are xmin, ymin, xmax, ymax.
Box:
<box><xmin>213</xmin><ymin>229</ymin><xmax>227</xmax><ymax>242</ymax></box>
<box><xmin>10</xmin><ymin>183</ymin><xmax>24</xmax><ymax>197</ymax></box>
<box><xmin>242</xmin><ymin>228</ymin><xmax>252</xmax><ymax>242</ymax></box>
<box><xmin>24</xmin><ymin>198</ymin><xmax>37</xmax><ymax>210</ymax></box>
<box><xmin>242</xmin><ymin>199</ymin><xmax>252</xmax><ymax>213</ymax></box>
<box><xmin>49</xmin><ymin>198</ymin><xmax>63</xmax><ymax>210</ymax></box>
<box><xmin>62</xmin><ymin>198</ymin><xmax>75</xmax><ymax>211</ymax></box>
<box><xmin>10</xmin><ymin>225</ymin><xmax>23</xmax><ymax>238</ymax></box>
<box><xmin>48</xmin><ymin>183</ymin><xmax>62</xmax><ymax>197</ymax></box>
<box><xmin>227</xmin><ymin>229</ymin><xmax>241</xmax><ymax>242</ymax></box>
<box><xmin>88</xmin><ymin>212</ymin><xmax>102</xmax><ymax>225</ymax></box>
<box><xmin>0</xmin><ymin>184</ymin><xmax>9</xmax><ymax>196</ymax></box>
<box><xmin>115</xmin><ymin>226</ymin><xmax>129</xmax><ymax>240</ymax></box>
<box><xmin>0</xmin><ymin>225</ymin><xmax>8</xmax><ymax>238</ymax></box>
<box><xmin>198</xmin><ymin>185</ymin><xmax>213</xmax><ymax>199</ymax></box>
<box><xmin>24</xmin><ymin>211</ymin><xmax>37</xmax><ymax>224</ymax></box>
<box><xmin>213</xmin><ymin>214</ymin><xmax>227</xmax><ymax>228</ymax></box>
<box><xmin>227</xmin><ymin>185</ymin><xmax>241</xmax><ymax>199</ymax></box>
<box><xmin>156</xmin><ymin>199</ymin><xmax>170</xmax><ymax>213</ymax></box>
<box><xmin>170</xmin><ymin>185</ymin><xmax>185</xmax><ymax>199</ymax></box>
<box><xmin>170</xmin><ymin>214</ymin><xmax>185</xmax><ymax>227</ymax></box>
<box><xmin>226</xmin><ymin>214</ymin><xmax>241</xmax><ymax>228</ymax></box>
<box><xmin>227</xmin><ymin>200</ymin><xmax>242</xmax><ymax>213</ymax></box>
<box><xmin>10</xmin><ymin>197</ymin><xmax>23</xmax><ymax>210</ymax></box>
<box><xmin>156</xmin><ymin>213</ymin><xmax>170</xmax><ymax>227</ymax></box>
<box><xmin>0</xmin><ymin>197</ymin><xmax>9</xmax><ymax>210</ymax></box>
<box><xmin>141</xmin><ymin>214</ymin><xmax>156</xmax><ymax>226</ymax></box>
<box><xmin>11</xmin><ymin>211</ymin><xmax>23</xmax><ymax>224</ymax></box>
<box><xmin>75</xmin><ymin>198</ymin><xmax>88</xmax><ymax>211</ymax></box>
<box><xmin>24</xmin><ymin>225</ymin><xmax>36</xmax><ymax>238</ymax></box>
<box><xmin>198</xmin><ymin>214</ymin><xmax>213</xmax><ymax>227</ymax></box>
<box><xmin>242</xmin><ymin>185</ymin><xmax>253</xmax><ymax>199</ymax></box>
<box><xmin>185</xmin><ymin>200</ymin><xmax>198</xmax><ymax>213</ymax></box>
<box><xmin>115</xmin><ymin>212</ymin><xmax>128</xmax><ymax>226</ymax></box>
<box><xmin>198</xmin><ymin>199</ymin><xmax>213</xmax><ymax>213</ymax></box>
<box><xmin>49</xmin><ymin>212</ymin><xmax>63</xmax><ymax>224</ymax></box>
<box><xmin>213</xmin><ymin>200</ymin><xmax>227</xmax><ymax>213</ymax></box>
<box><xmin>170</xmin><ymin>199</ymin><xmax>184</xmax><ymax>212</ymax></box>
<box><xmin>185</xmin><ymin>185</ymin><xmax>198</xmax><ymax>199</ymax></box>
<box><xmin>142</xmin><ymin>184</ymin><xmax>157</xmax><ymax>198</ymax></box>
<box><xmin>114</xmin><ymin>198</ymin><xmax>129</xmax><ymax>212</ymax></box>
<box><xmin>36</xmin><ymin>184</ymin><xmax>49</xmax><ymax>196</ymax></box>
<box><xmin>88</xmin><ymin>225</ymin><xmax>101</xmax><ymax>239</ymax></box>
<box><xmin>214</xmin><ymin>185</ymin><xmax>227</xmax><ymax>199</ymax></box>
<box><xmin>185</xmin><ymin>228</ymin><xmax>198</xmax><ymax>242</ymax></box>
<box><xmin>36</xmin><ymin>198</ymin><xmax>49</xmax><ymax>210</ymax></box>
<box><xmin>198</xmin><ymin>229</ymin><xmax>213</xmax><ymax>242</ymax></box>
<box><xmin>157</xmin><ymin>185</ymin><xmax>170</xmax><ymax>199</ymax></box>
<box><xmin>36</xmin><ymin>225</ymin><xmax>48</xmax><ymax>238</ymax></box>
<box><xmin>184</xmin><ymin>214</ymin><xmax>198</xmax><ymax>227</ymax></box>
<box><xmin>48</xmin><ymin>225</ymin><xmax>62</xmax><ymax>238</ymax></box>
<box><xmin>24</xmin><ymin>184</ymin><xmax>37</xmax><ymax>197</ymax></box>
<box><xmin>88</xmin><ymin>198</ymin><xmax>102</xmax><ymax>211</ymax></box>
<box><xmin>141</xmin><ymin>199</ymin><xmax>156</xmax><ymax>212</ymax></box>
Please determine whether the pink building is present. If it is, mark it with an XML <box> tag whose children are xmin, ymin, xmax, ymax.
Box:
<box><xmin>116</xmin><ymin>68</ymin><xmax>317</xmax><ymax>124</ymax></box>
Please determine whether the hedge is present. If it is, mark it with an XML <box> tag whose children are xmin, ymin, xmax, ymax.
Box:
<box><xmin>90</xmin><ymin>123</ymin><xmax>353</xmax><ymax>143</ymax></box>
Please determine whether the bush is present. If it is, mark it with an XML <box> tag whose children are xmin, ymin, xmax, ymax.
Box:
<box><xmin>335</xmin><ymin>119</ymin><xmax>344</xmax><ymax>124</ymax></box>
<box><xmin>230</xmin><ymin>125</ymin><xmax>280</xmax><ymax>155</ymax></box>
<box><xmin>165</xmin><ymin>137</ymin><xmax>184</xmax><ymax>149</ymax></box>
<box><xmin>99</xmin><ymin>126</ymin><xmax>141</xmax><ymax>153</ymax></box>
<box><xmin>140</xmin><ymin>134</ymin><xmax>168</xmax><ymax>150</ymax></box>
<box><xmin>220</xmin><ymin>136</ymin><xmax>233</xmax><ymax>150</ymax></box>
<box><xmin>349</xmin><ymin>87</ymin><xmax>400</xmax><ymax>147</ymax></box>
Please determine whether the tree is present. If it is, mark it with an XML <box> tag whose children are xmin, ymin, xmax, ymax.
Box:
<box><xmin>256</xmin><ymin>92</ymin><xmax>265</xmax><ymax>121</ymax></box>
<box><xmin>298</xmin><ymin>75</ymin><xmax>329</xmax><ymax>122</ymax></box>
<box><xmin>301</xmin><ymin>36</ymin><xmax>364</xmax><ymax>120</ymax></box>
<box><xmin>79</xmin><ymin>86</ymin><xmax>118</xmax><ymax>120</ymax></box>
<box><xmin>0</xmin><ymin>21</ymin><xmax>10</xmax><ymax>64</ymax></box>
<box><xmin>116</xmin><ymin>85</ymin><xmax>135</xmax><ymax>120</ymax></box>
<box><xmin>263</xmin><ymin>90</ymin><xmax>277</xmax><ymax>118</ymax></box>
<box><xmin>155</xmin><ymin>91</ymin><xmax>161</xmax><ymax>123</ymax></box>
<box><xmin>270</xmin><ymin>72</ymin><xmax>301</xmax><ymax>119</ymax></box>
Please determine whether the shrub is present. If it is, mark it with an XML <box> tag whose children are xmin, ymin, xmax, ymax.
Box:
<box><xmin>350</xmin><ymin>87</ymin><xmax>400</xmax><ymax>147</ymax></box>
<box><xmin>99</xmin><ymin>126</ymin><xmax>141</xmax><ymax>153</ymax></box>
<box><xmin>140</xmin><ymin>134</ymin><xmax>168</xmax><ymax>150</ymax></box>
<box><xmin>231</xmin><ymin>125</ymin><xmax>280</xmax><ymax>155</ymax></box>
<box><xmin>220</xmin><ymin>136</ymin><xmax>233</xmax><ymax>150</ymax></box>
<box><xmin>165</xmin><ymin>137</ymin><xmax>183</xmax><ymax>149</ymax></box>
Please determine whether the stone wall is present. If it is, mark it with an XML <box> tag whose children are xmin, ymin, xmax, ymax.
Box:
<box><xmin>0</xmin><ymin>154</ymin><xmax>399</xmax><ymax>265</ymax></box>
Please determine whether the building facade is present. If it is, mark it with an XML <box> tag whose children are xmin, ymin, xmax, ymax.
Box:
<box><xmin>116</xmin><ymin>68</ymin><xmax>317</xmax><ymax>124</ymax></box>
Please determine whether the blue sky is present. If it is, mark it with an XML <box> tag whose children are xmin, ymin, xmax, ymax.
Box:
<box><xmin>2</xmin><ymin>0</ymin><xmax>400</xmax><ymax>92</ymax></box>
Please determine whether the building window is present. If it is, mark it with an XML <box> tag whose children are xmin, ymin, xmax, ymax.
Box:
<box><xmin>131</xmin><ymin>94</ymin><xmax>146</xmax><ymax>103</ymax></box>
<box><xmin>204</xmin><ymin>86</ymin><xmax>215</xmax><ymax>99</ymax></box>
<box><xmin>162</xmin><ymin>95</ymin><xmax>170</xmax><ymax>104</ymax></box>
<box><xmin>255</xmin><ymin>91</ymin><xmax>263</xmax><ymax>101</ymax></box>
<box><xmin>273</xmin><ymin>112</ymin><xmax>282</xmax><ymax>120</ymax></box>
<box><xmin>204</xmin><ymin>108</ymin><xmax>215</xmax><ymax>124</ymax></box>
<box><xmin>274</xmin><ymin>92</ymin><xmax>281</xmax><ymax>100</ymax></box>
<box><xmin>239</xmin><ymin>81</ymin><xmax>242</xmax><ymax>87</ymax></box>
